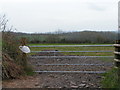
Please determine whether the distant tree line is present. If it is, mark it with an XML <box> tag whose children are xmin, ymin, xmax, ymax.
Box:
<box><xmin>14</xmin><ymin>31</ymin><xmax>117</xmax><ymax>44</ymax></box>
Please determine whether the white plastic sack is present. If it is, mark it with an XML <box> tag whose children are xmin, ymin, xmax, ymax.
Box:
<box><xmin>19</xmin><ymin>46</ymin><xmax>31</xmax><ymax>53</ymax></box>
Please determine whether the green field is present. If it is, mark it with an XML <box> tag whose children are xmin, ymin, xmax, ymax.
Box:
<box><xmin>29</xmin><ymin>44</ymin><xmax>114</xmax><ymax>56</ymax></box>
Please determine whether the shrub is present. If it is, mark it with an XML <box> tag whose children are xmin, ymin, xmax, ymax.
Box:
<box><xmin>2</xmin><ymin>31</ymin><xmax>34</xmax><ymax>79</ymax></box>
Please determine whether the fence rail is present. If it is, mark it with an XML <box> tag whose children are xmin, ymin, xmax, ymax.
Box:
<box><xmin>114</xmin><ymin>51</ymin><xmax>120</xmax><ymax>55</ymax></box>
<box><xmin>34</xmin><ymin>71</ymin><xmax>106</xmax><ymax>74</ymax></box>
<box><xmin>30</xmin><ymin>45</ymin><xmax>113</xmax><ymax>47</ymax></box>
<box><xmin>113</xmin><ymin>44</ymin><xmax>120</xmax><ymax>47</ymax></box>
<box><xmin>36</xmin><ymin>63</ymin><xmax>113</xmax><ymax>66</ymax></box>
<box><xmin>30</xmin><ymin>56</ymin><xmax>114</xmax><ymax>59</ymax></box>
<box><xmin>31</xmin><ymin>50</ymin><xmax>112</xmax><ymax>53</ymax></box>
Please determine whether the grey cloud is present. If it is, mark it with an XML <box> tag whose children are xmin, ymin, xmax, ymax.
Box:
<box><xmin>87</xmin><ymin>3</ymin><xmax>107</xmax><ymax>11</ymax></box>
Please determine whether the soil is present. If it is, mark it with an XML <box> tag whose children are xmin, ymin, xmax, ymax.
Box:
<box><xmin>2</xmin><ymin>51</ymin><xmax>114</xmax><ymax>88</ymax></box>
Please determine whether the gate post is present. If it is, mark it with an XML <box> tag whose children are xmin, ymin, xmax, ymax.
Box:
<box><xmin>114</xmin><ymin>40</ymin><xmax>120</xmax><ymax>84</ymax></box>
<box><xmin>114</xmin><ymin>2</ymin><xmax>120</xmax><ymax>84</ymax></box>
<box><xmin>20</xmin><ymin>37</ymin><xmax>27</xmax><ymax>69</ymax></box>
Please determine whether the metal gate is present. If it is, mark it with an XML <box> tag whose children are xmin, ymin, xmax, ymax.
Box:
<box><xmin>30</xmin><ymin>45</ymin><xmax>113</xmax><ymax>74</ymax></box>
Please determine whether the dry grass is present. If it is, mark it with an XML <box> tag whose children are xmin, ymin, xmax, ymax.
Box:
<box><xmin>2</xmin><ymin>53</ymin><xmax>24</xmax><ymax>79</ymax></box>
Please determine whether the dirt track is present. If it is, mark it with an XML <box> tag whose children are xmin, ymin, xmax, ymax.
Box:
<box><xmin>3</xmin><ymin>51</ymin><xmax>114</xmax><ymax>88</ymax></box>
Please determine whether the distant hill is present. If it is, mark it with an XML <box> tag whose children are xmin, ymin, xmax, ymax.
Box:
<box><xmin>13</xmin><ymin>31</ymin><xmax>117</xmax><ymax>44</ymax></box>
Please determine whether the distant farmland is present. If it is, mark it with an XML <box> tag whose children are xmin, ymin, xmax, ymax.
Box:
<box><xmin>14</xmin><ymin>31</ymin><xmax>117</xmax><ymax>44</ymax></box>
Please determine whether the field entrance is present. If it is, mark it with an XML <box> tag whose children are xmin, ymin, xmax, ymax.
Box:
<box><xmin>28</xmin><ymin>44</ymin><xmax>114</xmax><ymax>88</ymax></box>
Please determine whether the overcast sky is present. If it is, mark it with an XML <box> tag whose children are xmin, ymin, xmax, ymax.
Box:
<box><xmin>0</xmin><ymin>0</ymin><xmax>119</xmax><ymax>33</ymax></box>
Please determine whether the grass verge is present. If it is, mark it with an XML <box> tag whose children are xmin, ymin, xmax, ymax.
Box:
<box><xmin>101</xmin><ymin>68</ymin><xmax>120</xmax><ymax>88</ymax></box>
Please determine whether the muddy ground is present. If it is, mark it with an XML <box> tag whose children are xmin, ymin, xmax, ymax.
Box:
<box><xmin>3</xmin><ymin>52</ymin><xmax>114</xmax><ymax>88</ymax></box>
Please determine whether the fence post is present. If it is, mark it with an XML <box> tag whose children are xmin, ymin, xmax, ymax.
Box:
<box><xmin>114</xmin><ymin>40</ymin><xmax>120</xmax><ymax>84</ymax></box>
<box><xmin>20</xmin><ymin>37</ymin><xmax>27</xmax><ymax>69</ymax></box>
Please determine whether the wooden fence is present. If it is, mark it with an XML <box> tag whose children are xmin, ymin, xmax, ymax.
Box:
<box><xmin>114</xmin><ymin>41</ymin><xmax>120</xmax><ymax>84</ymax></box>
